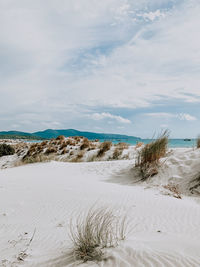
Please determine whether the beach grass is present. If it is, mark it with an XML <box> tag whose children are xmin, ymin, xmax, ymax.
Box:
<box><xmin>136</xmin><ymin>130</ymin><xmax>169</xmax><ymax>179</ymax></box>
<box><xmin>69</xmin><ymin>206</ymin><xmax>128</xmax><ymax>262</ymax></box>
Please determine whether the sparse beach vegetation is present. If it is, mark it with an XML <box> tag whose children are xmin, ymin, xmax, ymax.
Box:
<box><xmin>136</xmin><ymin>131</ymin><xmax>169</xmax><ymax>179</ymax></box>
<box><xmin>69</xmin><ymin>206</ymin><xmax>128</xmax><ymax>262</ymax></box>
<box><xmin>97</xmin><ymin>141</ymin><xmax>112</xmax><ymax>157</ymax></box>
<box><xmin>197</xmin><ymin>136</ymin><xmax>200</xmax><ymax>148</ymax></box>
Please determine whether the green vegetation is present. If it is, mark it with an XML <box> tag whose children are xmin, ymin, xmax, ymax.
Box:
<box><xmin>0</xmin><ymin>144</ymin><xmax>15</xmax><ymax>157</ymax></box>
<box><xmin>0</xmin><ymin>135</ymin><xmax>43</xmax><ymax>140</ymax></box>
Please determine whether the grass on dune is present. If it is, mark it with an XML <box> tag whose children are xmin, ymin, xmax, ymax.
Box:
<box><xmin>136</xmin><ymin>130</ymin><xmax>169</xmax><ymax>179</ymax></box>
<box><xmin>197</xmin><ymin>136</ymin><xmax>200</xmax><ymax>148</ymax></box>
<box><xmin>97</xmin><ymin>141</ymin><xmax>112</xmax><ymax>157</ymax></box>
<box><xmin>69</xmin><ymin>206</ymin><xmax>128</xmax><ymax>263</ymax></box>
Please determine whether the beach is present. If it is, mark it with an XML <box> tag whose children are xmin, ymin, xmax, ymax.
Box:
<box><xmin>0</xmin><ymin>143</ymin><xmax>200</xmax><ymax>266</ymax></box>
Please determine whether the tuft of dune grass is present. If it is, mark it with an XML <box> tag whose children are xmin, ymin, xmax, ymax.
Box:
<box><xmin>97</xmin><ymin>141</ymin><xmax>112</xmax><ymax>157</ymax></box>
<box><xmin>21</xmin><ymin>154</ymin><xmax>55</xmax><ymax>164</ymax></box>
<box><xmin>113</xmin><ymin>142</ymin><xmax>129</xmax><ymax>159</ymax></box>
<box><xmin>69</xmin><ymin>206</ymin><xmax>128</xmax><ymax>263</ymax></box>
<box><xmin>136</xmin><ymin>130</ymin><xmax>169</xmax><ymax>180</ymax></box>
<box><xmin>80</xmin><ymin>138</ymin><xmax>90</xmax><ymax>150</ymax></box>
<box><xmin>197</xmin><ymin>136</ymin><xmax>200</xmax><ymax>149</ymax></box>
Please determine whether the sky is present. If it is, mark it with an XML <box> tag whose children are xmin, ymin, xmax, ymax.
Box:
<box><xmin>0</xmin><ymin>0</ymin><xmax>200</xmax><ymax>138</ymax></box>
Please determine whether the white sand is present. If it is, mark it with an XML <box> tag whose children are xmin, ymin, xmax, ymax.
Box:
<box><xmin>0</xmin><ymin>148</ymin><xmax>200</xmax><ymax>266</ymax></box>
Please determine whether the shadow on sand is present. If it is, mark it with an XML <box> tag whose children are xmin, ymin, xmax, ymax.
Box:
<box><xmin>105</xmin><ymin>164</ymin><xmax>143</xmax><ymax>186</ymax></box>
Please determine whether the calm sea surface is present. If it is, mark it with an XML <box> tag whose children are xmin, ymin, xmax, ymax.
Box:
<box><xmin>99</xmin><ymin>138</ymin><xmax>197</xmax><ymax>148</ymax></box>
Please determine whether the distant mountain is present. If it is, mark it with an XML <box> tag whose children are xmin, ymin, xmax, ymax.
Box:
<box><xmin>33</xmin><ymin>129</ymin><xmax>140</xmax><ymax>141</ymax></box>
<box><xmin>0</xmin><ymin>131</ymin><xmax>42</xmax><ymax>140</ymax></box>
<box><xmin>0</xmin><ymin>129</ymin><xmax>141</xmax><ymax>141</ymax></box>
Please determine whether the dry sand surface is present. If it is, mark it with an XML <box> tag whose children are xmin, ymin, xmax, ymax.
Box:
<box><xmin>0</xmin><ymin>148</ymin><xmax>200</xmax><ymax>266</ymax></box>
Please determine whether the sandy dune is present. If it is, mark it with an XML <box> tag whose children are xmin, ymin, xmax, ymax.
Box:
<box><xmin>0</xmin><ymin>148</ymin><xmax>200</xmax><ymax>266</ymax></box>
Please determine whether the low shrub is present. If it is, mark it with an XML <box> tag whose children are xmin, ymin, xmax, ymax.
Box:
<box><xmin>136</xmin><ymin>131</ymin><xmax>169</xmax><ymax>180</ymax></box>
<box><xmin>56</xmin><ymin>135</ymin><xmax>65</xmax><ymax>141</ymax></box>
<box><xmin>0</xmin><ymin>144</ymin><xmax>15</xmax><ymax>157</ymax></box>
<box><xmin>97</xmin><ymin>141</ymin><xmax>112</xmax><ymax>157</ymax></box>
<box><xmin>45</xmin><ymin>146</ymin><xmax>57</xmax><ymax>154</ymax></box>
<box><xmin>69</xmin><ymin>206</ymin><xmax>128</xmax><ymax>263</ymax></box>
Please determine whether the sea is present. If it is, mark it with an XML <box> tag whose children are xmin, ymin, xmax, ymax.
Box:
<box><xmin>99</xmin><ymin>138</ymin><xmax>197</xmax><ymax>148</ymax></box>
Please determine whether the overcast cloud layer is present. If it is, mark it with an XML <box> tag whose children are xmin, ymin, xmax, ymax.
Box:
<box><xmin>0</xmin><ymin>0</ymin><xmax>200</xmax><ymax>138</ymax></box>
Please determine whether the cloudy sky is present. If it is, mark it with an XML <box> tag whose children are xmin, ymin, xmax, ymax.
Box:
<box><xmin>1</xmin><ymin>0</ymin><xmax>200</xmax><ymax>138</ymax></box>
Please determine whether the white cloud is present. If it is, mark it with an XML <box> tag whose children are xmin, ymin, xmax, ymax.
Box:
<box><xmin>137</xmin><ymin>10</ymin><xmax>166</xmax><ymax>21</ymax></box>
<box><xmin>146</xmin><ymin>113</ymin><xmax>174</xmax><ymax>118</ymax></box>
<box><xmin>0</xmin><ymin>0</ymin><xmax>200</xmax><ymax>134</ymax></box>
<box><xmin>90</xmin><ymin>112</ymin><xmax>131</xmax><ymax>124</ymax></box>
<box><xmin>146</xmin><ymin>112</ymin><xmax>197</xmax><ymax>121</ymax></box>
<box><xmin>177</xmin><ymin>113</ymin><xmax>197</xmax><ymax>121</ymax></box>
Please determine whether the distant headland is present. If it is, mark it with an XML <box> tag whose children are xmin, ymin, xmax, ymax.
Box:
<box><xmin>0</xmin><ymin>129</ymin><xmax>141</xmax><ymax>141</ymax></box>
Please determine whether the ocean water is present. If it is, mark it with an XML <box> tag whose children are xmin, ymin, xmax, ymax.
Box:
<box><xmin>99</xmin><ymin>138</ymin><xmax>197</xmax><ymax>148</ymax></box>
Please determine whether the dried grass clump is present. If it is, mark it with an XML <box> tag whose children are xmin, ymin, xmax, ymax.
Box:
<box><xmin>189</xmin><ymin>173</ymin><xmax>200</xmax><ymax>194</ymax></box>
<box><xmin>197</xmin><ymin>136</ymin><xmax>200</xmax><ymax>149</ymax></box>
<box><xmin>163</xmin><ymin>183</ymin><xmax>181</xmax><ymax>199</ymax></box>
<box><xmin>60</xmin><ymin>141</ymin><xmax>68</xmax><ymax>150</ymax></box>
<box><xmin>22</xmin><ymin>154</ymin><xmax>54</xmax><ymax>164</ymax></box>
<box><xmin>56</xmin><ymin>135</ymin><xmax>65</xmax><ymax>141</ymax></box>
<box><xmin>61</xmin><ymin>148</ymin><xmax>67</xmax><ymax>154</ymax></box>
<box><xmin>135</xmin><ymin>142</ymin><xmax>144</xmax><ymax>149</ymax></box>
<box><xmin>66</xmin><ymin>139</ymin><xmax>75</xmax><ymax>146</ymax></box>
<box><xmin>80</xmin><ymin>138</ymin><xmax>90</xmax><ymax>150</ymax></box>
<box><xmin>117</xmin><ymin>142</ymin><xmax>129</xmax><ymax>150</ymax></box>
<box><xmin>45</xmin><ymin>146</ymin><xmax>57</xmax><ymax>154</ymax></box>
<box><xmin>70</xmin><ymin>151</ymin><xmax>85</xmax><ymax>162</ymax></box>
<box><xmin>97</xmin><ymin>141</ymin><xmax>112</xmax><ymax>157</ymax></box>
<box><xmin>113</xmin><ymin>142</ymin><xmax>129</xmax><ymax>159</ymax></box>
<box><xmin>69</xmin><ymin>207</ymin><xmax>128</xmax><ymax>263</ymax></box>
<box><xmin>40</xmin><ymin>141</ymin><xmax>48</xmax><ymax>146</ymax></box>
<box><xmin>136</xmin><ymin>131</ymin><xmax>169</xmax><ymax>180</ymax></box>
<box><xmin>73</xmin><ymin>136</ymin><xmax>81</xmax><ymax>142</ymax></box>
<box><xmin>13</xmin><ymin>143</ymin><xmax>28</xmax><ymax>156</ymax></box>
<box><xmin>112</xmin><ymin>148</ymin><xmax>122</xmax><ymax>159</ymax></box>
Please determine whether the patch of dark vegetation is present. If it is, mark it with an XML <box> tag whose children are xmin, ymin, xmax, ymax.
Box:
<box><xmin>0</xmin><ymin>144</ymin><xmax>15</xmax><ymax>157</ymax></box>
